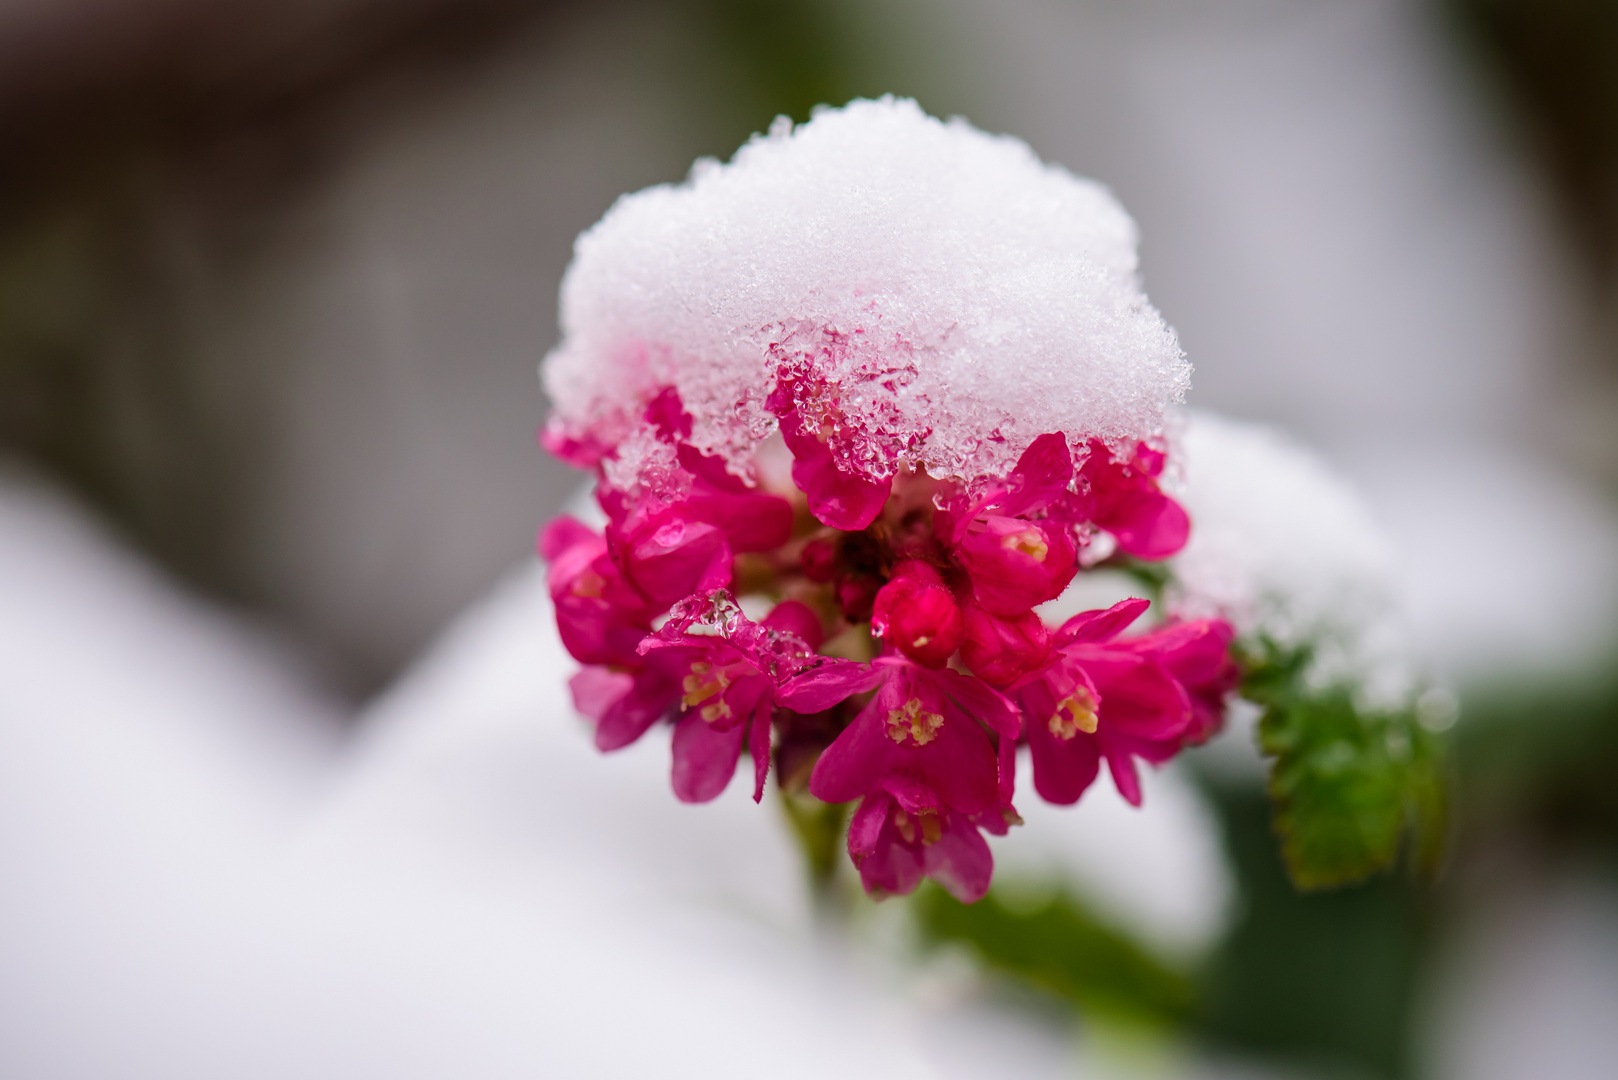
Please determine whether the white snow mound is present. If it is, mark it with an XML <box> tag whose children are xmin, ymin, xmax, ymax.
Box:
<box><xmin>1167</xmin><ymin>411</ymin><xmax>1415</xmax><ymax>708</ymax></box>
<box><xmin>543</xmin><ymin>96</ymin><xmax>1187</xmax><ymax>488</ymax></box>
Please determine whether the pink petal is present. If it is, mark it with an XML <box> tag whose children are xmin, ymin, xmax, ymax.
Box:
<box><xmin>671</xmin><ymin>714</ymin><xmax>748</xmax><ymax>803</ymax></box>
<box><xmin>622</xmin><ymin>517</ymin><xmax>732</xmax><ymax>606</ymax></box>
<box><xmin>778</xmin><ymin>412</ymin><xmax>892</xmax><ymax>530</ymax></box>
<box><xmin>1057</xmin><ymin>596</ymin><xmax>1151</xmax><ymax>645</ymax></box>
<box><xmin>923</xmin><ymin>813</ymin><xmax>995</xmax><ymax>904</ymax></box>
<box><xmin>590</xmin><ymin>662</ymin><xmax>680</xmax><ymax>752</ymax></box>
<box><xmin>871</xmin><ymin>563</ymin><xmax>965</xmax><ymax>668</ymax></box>
<box><xmin>763</xmin><ymin>599</ymin><xmax>825</xmax><ymax>652</ymax></box>
<box><xmin>776</xmin><ymin>660</ymin><xmax>886</xmax><ymax>713</ymax></box>
<box><xmin>994</xmin><ymin>432</ymin><xmax>1075</xmax><ymax>520</ymax></box>
<box><xmin>847</xmin><ymin>791</ymin><xmax>891</xmax><ymax>860</ymax></box>
<box><xmin>1105</xmin><ymin>747</ymin><xmax>1144</xmax><ymax>807</ymax></box>
<box><xmin>569</xmin><ymin>666</ymin><xmax>633</xmax><ymax>722</ymax></box>
<box><xmin>960</xmin><ymin>604</ymin><xmax>1050</xmax><ymax>686</ymax></box>
<box><xmin>539</xmin><ymin>515</ymin><xmax>600</xmax><ymax>561</ymax></box>
<box><xmin>1107</xmin><ymin>492</ymin><xmax>1190</xmax><ymax>560</ymax></box>
<box><xmin>748</xmin><ymin>696</ymin><xmax>772</xmax><ymax>803</ymax></box>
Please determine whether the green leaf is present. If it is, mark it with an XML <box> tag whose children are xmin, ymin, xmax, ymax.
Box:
<box><xmin>914</xmin><ymin>884</ymin><xmax>1196</xmax><ymax>1029</ymax></box>
<box><xmin>1240</xmin><ymin>639</ymin><xmax>1447</xmax><ymax>890</ymax></box>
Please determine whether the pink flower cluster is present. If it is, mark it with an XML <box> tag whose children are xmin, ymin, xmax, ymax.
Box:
<box><xmin>541</xmin><ymin>391</ymin><xmax>1238</xmax><ymax>903</ymax></box>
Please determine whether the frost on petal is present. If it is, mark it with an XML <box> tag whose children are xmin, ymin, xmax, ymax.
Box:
<box><xmin>542</xmin><ymin>97</ymin><xmax>1187</xmax><ymax>498</ymax></box>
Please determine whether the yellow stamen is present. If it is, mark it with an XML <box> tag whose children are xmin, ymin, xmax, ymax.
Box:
<box><xmin>682</xmin><ymin>661</ymin><xmax>734</xmax><ymax>722</ymax></box>
<box><xmin>885</xmin><ymin>697</ymin><xmax>945</xmax><ymax>746</ymax></box>
<box><xmin>1003</xmin><ymin>527</ymin><xmax>1049</xmax><ymax>562</ymax></box>
<box><xmin>893</xmin><ymin>808</ymin><xmax>944</xmax><ymax>846</ymax></box>
<box><xmin>1048</xmin><ymin>687</ymin><xmax>1099</xmax><ymax>740</ymax></box>
<box><xmin>571</xmin><ymin>569</ymin><xmax>607</xmax><ymax>599</ymax></box>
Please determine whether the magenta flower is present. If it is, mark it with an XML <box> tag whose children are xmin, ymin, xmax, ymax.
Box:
<box><xmin>1080</xmin><ymin>440</ymin><xmax>1191</xmax><ymax>560</ymax></box>
<box><xmin>638</xmin><ymin>594</ymin><xmax>826</xmax><ymax>803</ymax></box>
<box><xmin>939</xmin><ymin>433</ymin><xmax>1090</xmax><ymax>617</ymax></box>
<box><xmin>870</xmin><ymin>561</ymin><xmax>965</xmax><ymax>668</ymax></box>
<box><xmin>809</xmin><ymin>657</ymin><xmax>1019</xmax><ymax>814</ymax></box>
<box><xmin>1014</xmin><ymin>598</ymin><xmax>1236</xmax><ymax>806</ymax></box>
<box><xmin>1115</xmin><ymin>616</ymin><xmax>1240</xmax><ymax>748</ymax></box>
<box><xmin>540</xmin><ymin>515</ymin><xmax>654</xmax><ymax>667</ymax></box>
<box><xmin>845</xmin><ymin>790</ymin><xmax>1006</xmax><ymax>903</ymax></box>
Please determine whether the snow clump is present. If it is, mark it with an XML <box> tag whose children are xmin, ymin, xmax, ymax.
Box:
<box><xmin>542</xmin><ymin>96</ymin><xmax>1188</xmax><ymax>492</ymax></box>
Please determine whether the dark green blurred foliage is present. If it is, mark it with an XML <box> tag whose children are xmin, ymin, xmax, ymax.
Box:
<box><xmin>1242</xmin><ymin>640</ymin><xmax>1447</xmax><ymax>890</ymax></box>
<box><xmin>914</xmin><ymin>781</ymin><xmax>1432</xmax><ymax>1079</ymax></box>
<box><xmin>1194</xmin><ymin>780</ymin><xmax>1432</xmax><ymax>1080</ymax></box>
<box><xmin>1452</xmin><ymin>668</ymin><xmax>1618</xmax><ymax>859</ymax></box>
<box><xmin>915</xmin><ymin>883</ymin><xmax>1196</xmax><ymax>1030</ymax></box>
<box><xmin>702</xmin><ymin>0</ymin><xmax>870</xmax><ymax>134</ymax></box>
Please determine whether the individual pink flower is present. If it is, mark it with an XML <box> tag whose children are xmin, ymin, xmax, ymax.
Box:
<box><xmin>809</xmin><ymin>657</ymin><xmax>1020</xmax><ymax>815</ymax></box>
<box><xmin>1013</xmin><ymin>598</ymin><xmax>1187</xmax><ymax>807</ymax></box>
<box><xmin>845</xmin><ymin>790</ymin><xmax>1004</xmax><ymax>902</ymax></box>
<box><xmin>937</xmin><ymin>433</ymin><xmax>1090</xmax><ymax>616</ymax></box>
<box><xmin>1080</xmin><ymin>440</ymin><xmax>1190</xmax><ymax>560</ymax></box>
<box><xmin>870</xmin><ymin>560</ymin><xmax>964</xmax><ymax>668</ymax></box>
<box><xmin>1115</xmin><ymin>616</ymin><xmax>1239</xmax><ymax>747</ymax></box>
<box><xmin>959</xmin><ymin>602</ymin><xmax>1051</xmax><ymax>687</ymax></box>
<box><xmin>638</xmin><ymin>594</ymin><xmax>826</xmax><ymax>803</ymax></box>
<box><xmin>593</xmin><ymin>391</ymin><xmax>795</xmax><ymax>608</ymax></box>
<box><xmin>540</xmin><ymin>515</ymin><xmax>654</xmax><ymax>666</ymax></box>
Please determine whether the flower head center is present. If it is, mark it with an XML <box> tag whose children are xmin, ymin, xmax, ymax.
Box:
<box><xmin>1049</xmin><ymin>687</ymin><xmax>1098</xmax><ymax>740</ymax></box>
<box><xmin>886</xmin><ymin>697</ymin><xmax>945</xmax><ymax>747</ymax></box>
<box><xmin>893</xmin><ymin>808</ymin><xmax>943</xmax><ymax>846</ymax></box>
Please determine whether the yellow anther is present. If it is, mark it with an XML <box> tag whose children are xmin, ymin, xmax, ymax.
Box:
<box><xmin>885</xmin><ymin>697</ymin><xmax>945</xmax><ymax>746</ymax></box>
<box><xmin>571</xmin><ymin>569</ymin><xmax>607</xmax><ymax>599</ymax></box>
<box><xmin>1048</xmin><ymin>687</ymin><xmax>1099</xmax><ymax>740</ymax></box>
<box><xmin>893</xmin><ymin>808</ymin><xmax>943</xmax><ymax>846</ymax></box>
<box><xmin>681</xmin><ymin>661</ymin><xmax>733</xmax><ymax>716</ymax></box>
<box><xmin>1003</xmin><ymin>527</ymin><xmax>1049</xmax><ymax>562</ymax></box>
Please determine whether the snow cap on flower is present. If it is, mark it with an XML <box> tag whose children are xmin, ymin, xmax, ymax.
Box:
<box><xmin>543</xmin><ymin>96</ymin><xmax>1187</xmax><ymax>496</ymax></box>
<box><xmin>1165</xmin><ymin>411</ymin><xmax>1414</xmax><ymax>706</ymax></box>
